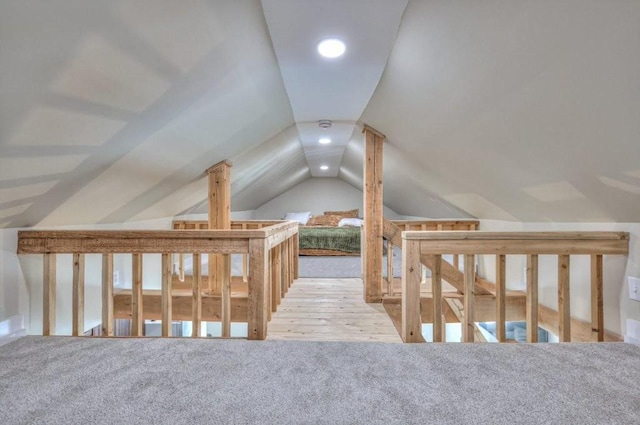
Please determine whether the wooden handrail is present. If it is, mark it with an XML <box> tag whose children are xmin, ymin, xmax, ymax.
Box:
<box><xmin>400</xmin><ymin>231</ymin><xmax>629</xmax><ymax>344</ymax></box>
<box><xmin>17</xmin><ymin>221</ymin><xmax>298</xmax><ymax>340</ymax></box>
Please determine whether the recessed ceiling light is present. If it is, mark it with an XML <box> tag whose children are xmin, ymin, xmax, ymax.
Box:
<box><xmin>320</xmin><ymin>165</ymin><xmax>329</xmax><ymax>170</ymax></box>
<box><xmin>317</xmin><ymin>38</ymin><xmax>346</xmax><ymax>58</ymax></box>
<box><xmin>319</xmin><ymin>138</ymin><xmax>331</xmax><ymax>144</ymax></box>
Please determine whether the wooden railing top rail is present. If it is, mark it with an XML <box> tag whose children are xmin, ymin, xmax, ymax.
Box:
<box><xmin>403</xmin><ymin>231</ymin><xmax>629</xmax><ymax>255</ymax></box>
<box><xmin>17</xmin><ymin>221</ymin><xmax>299</xmax><ymax>255</ymax></box>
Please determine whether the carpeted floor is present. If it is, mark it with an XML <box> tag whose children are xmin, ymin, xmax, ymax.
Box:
<box><xmin>2</xmin><ymin>337</ymin><xmax>640</xmax><ymax>424</ymax></box>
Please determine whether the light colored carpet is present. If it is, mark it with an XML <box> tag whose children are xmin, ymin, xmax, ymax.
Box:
<box><xmin>298</xmin><ymin>247</ymin><xmax>402</xmax><ymax>278</ymax></box>
<box><xmin>2</xmin><ymin>337</ymin><xmax>640</xmax><ymax>424</ymax></box>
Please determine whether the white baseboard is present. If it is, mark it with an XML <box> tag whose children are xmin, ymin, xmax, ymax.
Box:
<box><xmin>0</xmin><ymin>315</ymin><xmax>27</xmax><ymax>347</ymax></box>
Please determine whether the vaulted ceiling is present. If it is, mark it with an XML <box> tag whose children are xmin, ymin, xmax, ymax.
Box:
<box><xmin>1</xmin><ymin>0</ymin><xmax>639</xmax><ymax>228</ymax></box>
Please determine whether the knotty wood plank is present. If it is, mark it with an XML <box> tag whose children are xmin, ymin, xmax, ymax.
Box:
<box><xmin>161</xmin><ymin>253</ymin><xmax>172</xmax><ymax>337</ymax></box>
<box><xmin>192</xmin><ymin>253</ymin><xmax>202</xmax><ymax>337</ymax></box>
<box><xmin>363</xmin><ymin>126</ymin><xmax>384</xmax><ymax>303</ymax></box>
<box><xmin>248</xmin><ymin>238</ymin><xmax>269</xmax><ymax>340</ymax></box>
<box><xmin>462</xmin><ymin>255</ymin><xmax>475</xmax><ymax>342</ymax></box>
<box><xmin>102</xmin><ymin>254</ymin><xmax>113</xmax><ymax>336</ymax></box>
<box><xmin>432</xmin><ymin>254</ymin><xmax>443</xmax><ymax>342</ymax></box>
<box><xmin>591</xmin><ymin>254</ymin><xmax>604</xmax><ymax>341</ymax></box>
<box><xmin>72</xmin><ymin>253</ymin><xmax>84</xmax><ymax>336</ymax></box>
<box><xmin>558</xmin><ymin>255</ymin><xmax>571</xmax><ymax>342</ymax></box>
<box><xmin>496</xmin><ymin>254</ymin><xmax>506</xmax><ymax>342</ymax></box>
<box><xmin>526</xmin><ymin>254</ymin><xmax>539</xmax><ymax>343</ymax></box>
<box><xmin>43</xmin><ymin>253</ymin><xmax>56</xmax><ymax>336</ymax></box>
<box><xmin>402</xmin><ymin>239</ymin><xmax>422</xmax><ymax>342</ymax></box>
<box><xmin>131</xmin><ymin>253</ymin><xmax>144</xmax><ymax>336</ymax></box>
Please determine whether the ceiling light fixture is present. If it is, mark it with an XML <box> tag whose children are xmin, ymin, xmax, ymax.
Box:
<box><xmin>317</xmin><ymin>38</ymin><xmax>346</xmax><ymax>58</ymax></box>
<box><xmin>319</xmin><ymin>138</ymin><xmax>331</xmax><ymax>144</ymax></box>
<box><xmin>318</xmin><ymin>120</ymin><xmax>332</xmax><ymax>129</ymax></box>
<box><xmin>320</xmin><ymin>165</ymin><xmax>329</xmax><ymax>170</ymax></box>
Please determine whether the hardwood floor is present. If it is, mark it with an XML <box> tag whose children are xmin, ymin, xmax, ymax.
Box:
<box><xmin>268</xmin><ymin>278</ymin><xmax>402</xmax><ymax>343</ymax></box>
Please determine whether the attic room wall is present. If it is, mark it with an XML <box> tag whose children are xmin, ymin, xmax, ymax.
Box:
<box><xmin>478</xmin><ymin>220</ymin><xmax>640</xmax><ymax>337</ymax></box>
<box><xmin>0</xmin><ymin>229</ymin><xmax>29</xmax><ymax>324</ymax></box>
<box><xmin>253</xmin><ymin>177</ymin><xmax>402</xmax><ymax>220</ymax></box>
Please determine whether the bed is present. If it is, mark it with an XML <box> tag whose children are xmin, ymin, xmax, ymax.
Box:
<box><xmin>289</xmin><ymin>209</ymin><xmax>363</xmax><ymax>256</ymax></box>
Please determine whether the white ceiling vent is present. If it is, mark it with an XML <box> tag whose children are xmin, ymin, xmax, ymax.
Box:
<box><xmin>318</xmin><ymin>120</ymin><xmax>332</xmax><ymax>129</ymax></box>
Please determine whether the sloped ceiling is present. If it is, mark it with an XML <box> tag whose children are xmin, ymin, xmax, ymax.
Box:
<box><xmin>2</xmin><ymin>0</ymin><xmax>640</xmax><ymax>227</ymax></box>
<box><xmin>361</xmin><ymin>0</ymin><xmax>640</xmax><ymax>222</ymax></box>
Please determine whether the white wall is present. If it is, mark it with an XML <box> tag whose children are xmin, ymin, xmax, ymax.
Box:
<box><xmin>254</xmin><ymin>177</ymin><xmax>402</xmax><ymax>219</ymax></box>
<box><xmin>478</xmin><ymin>220</ymin><xmax>640</xmax><ymax>336</ymax></box>
<box><xmin>0</xmin><ymin>229</ymin><xmax>30</xmax><ymax>324</ymax></box>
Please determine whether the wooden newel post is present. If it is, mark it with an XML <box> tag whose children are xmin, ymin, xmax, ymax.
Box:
<box><xmin>206</xmin><ymin>160</ymin><xmax>232</xmax><ymax>337</ymax></box>
<box><xmin>362</xmin><ymin>125</ymin><xmax>385</xmax><ymax>303</ymax></box>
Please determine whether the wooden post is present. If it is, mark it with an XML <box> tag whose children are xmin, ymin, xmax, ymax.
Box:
<box><xmin>401</xmin><ymin>239</ymin><xmax>422</xmax><ymax>342</ymax></box>
<box><xmin>463</xmin><ymin>254</ymin><xmax>475</xmax><ymax>342</ymax></box>
<box><xmin>131</xmin><ymin>253</ymin><xmax>144</xmax><ymax>337</ymax></box>
<box><xmin>526</xmin><ymin>254</ymin><xmax>539</xmax><ymax>343</ymax></box>
<box><xmin>495</xmin><ymin>254</ymin><xmax>506</xmax><ymax>342</ymax></box>
<box><xmin>432</xmin><ymin>254</ymin><xmax>443</xmax><ymax>343</ymax></box>
<box><xmin>43</xmin><ymin>253</ymin><xmax>56</xmax><ymax>336</ymax></box>
<box><xmin>282</xmin><ymin>240</ymin><xmax>290</xmax><ymax>295</ymax></box>
<box><xmin>206</xmin><ymin>160</ymin><xmax>232</xmax><ymax>337</ymax></box>
<box><xmin>271</xmin><ymin>246</ymin><xmax>281</xmax><ymax>312</ymax></box>
<box><xmin>591</xmin><ymin>254</ymin><xmax>604</xmax><ymax>341</ymax></box>
<box><xmin>558</xmin><ymin>255</ymin><xmax>571</xmax><ymax>342</ymax></box>
<box><xmin>161</xmin><ymin>253</ymin><xmax>172</xmax><ymax>337</ymax></box>
<box><xmin>248</xmin><ymin>238</ymin><xmax>269</xmax><ymax>340</ymax></box>
<box><xmin>192</xmin><ymin>253</ymin><xmax>202</xmax><ymax>337</ymax></box>
<box><xmin>102</xmin><ymin>254</ymin><xmax>114</xmax><ymax>336</ymax></box>
<box><xmin>72</xmin><ymin>253</ymin><xmax>84</xmax><ymax>336</ymax></box>
<box><xmin>363</xmin><ymin>125</ymin><xmax>384</xmax><ymax>303</ymax></box>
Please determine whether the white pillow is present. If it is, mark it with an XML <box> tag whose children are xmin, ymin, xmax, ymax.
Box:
<box><xmin>284</xmin><ymin>211</ymin><xmax>312</xmax><ymax>225</ymax></box>
<box><xmin>338</xmin><ymin>218</ymin><xmax>364</xmax><ymax>227</ymax></box>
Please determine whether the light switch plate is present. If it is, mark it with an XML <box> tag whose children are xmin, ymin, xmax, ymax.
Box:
<box><xmin>629</xmin><ymin>277</ymin><xmax>640</xmax><ymax>302</ymax></box>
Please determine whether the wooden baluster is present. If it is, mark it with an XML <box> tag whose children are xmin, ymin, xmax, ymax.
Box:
<box><xmin>495</xmin><ymin>254</ymin><xmax>506</xmax><ymax>342</ymax></box>
<box><xmin>453</xmin><ymin>254</ymin><xmax>459</xmax><ymax>271</ymax></box>
<box><xmin>192</xmin><ymin>253</ymin><xmax>202</xmax><ymax>337</ymax></box>
<box><xmin>102</xmin><ymin>254</ymin><xmax>114</xmax><ymax>336</ymax></box>
<box><xmin>432</xmin><ymin>254</ymin><xmax>443</xmax><ymax>343</ymax></box>
<box><xmin>131</xmin><ymin>253</ymin><xmax>144</xmax><ymax>337</ymax></box>
<box><xmin>401</xmin><ymin>239</ymin><xmax>422</xmax><ymax>342</ymax></box>
<box><xmin>591</xmin><ymin>254</ymin><xmax>604</xmax><ymax>341</ymax></box>
<box><xmin>282</xmin><ymin>240</ymin><xmax>290</xmax><ymax>294</ymax></box>
<box><xmin>558</xmin><ymin>255</ymin><xmax>571</xmax><ymax>342</ymax></box>
<box><xmin>463</xmin><ymin>254</ymin><xmax>475</xmax><ymax>342</ymax></box>
<box><xmin>387</xmin><ymin>240</ymin><xmax>394</xmax><ymax>296</ymax></box>
<box><xmin>222</xmin><ymin>254</ymin><xmax>231</xmax><ymax>338</ymax></box>
<box><xmin>72</xmin><ymin>253</ymin><xmax>85</xmax><ymax>336</ymax></box>
<box><xmin>293</xmin><ymin>232</ymin><xmax>299</xmax><ymax>279</ymax></box>
<box><xmin>248</xmin><ymin>239</ymin><xmax>269</xmax><ymax>340</ymax></box>
<box><xmin>271</xmin><ymin>246</ymin><xmax>281</xmax><ymax>312</ymax></box>
<box><xmin>43</xmin><ymin>253</ymin><xmax>56</xmax><ymax>336</ymax></box>
<box><xmin>526</xmin><ymin>254</ymin><xmax>539</xmax><ymax>343</ymax></box>
<box><xmin>161</xmin><ymin>253</ymin><xmax>172</xmax><ymax>337</ymax></box>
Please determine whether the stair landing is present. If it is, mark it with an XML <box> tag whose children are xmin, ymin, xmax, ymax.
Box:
<box><xmin>268</xmin><ymin>278</ymin><xmax>402</xmax><ymax>343</ymax></box>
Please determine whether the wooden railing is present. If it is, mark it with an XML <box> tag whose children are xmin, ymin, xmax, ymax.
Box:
<box><xmin>399</xmin><ymin>231</ymin><xmax>629</xmax><ymax>343</ymax></box>
<box><xmin>383</xmin><ymin>219</ymin><xmax>479</xmax><ymax>295</ymax></box>
<box><xmin>17</xmin><ymin>221</ymin><xmax>299</xmax><ymax>340</ymax></box>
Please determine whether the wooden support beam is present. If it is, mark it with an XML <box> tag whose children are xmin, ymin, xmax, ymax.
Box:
<box><xmin>248</xmin><ymin>238</ymin><xmax>269</xmax><ymax>340</ymax></box>
<box><xmin>445</xmin><ymin>299</ymin><xmax>486</xmax><ymax>342</ymax></box>
<box><xmin>401</xmin><ymin>239</ymin><xmax>422</xmax><ymax>342</ymax></box>
<box><xmin>131</xmin><ymin>253</ymin><xmax>144</xmax><ymax>337</ymax></box>
<box><xmin>526</xmin><ymin>254</ymin><xmax>539</xmax><ymax>343</ymax></box>
<box><xmin>363</xmin><ymin>125</ymin><xmax>384</xmax><ymax>303</ymax></box>
<box><xmin>43</xmin><ymin>253</ymin><xmax>56</xmax><ymax>336</ymax></box>
<box><xmin>102</xmin><ymin>254</ymin><xmax>114</xmax><ymax>336</ymax></box>
<box><xmin>206</xmin><ymin>160</ymin><xmax>232</xmax><ymax>297</ymax></box>
<box><xmin>161</xmin><ymin>253</ymin><xmax>172</xmax><ymax>337</ymax></box>
<box><xmin>192</xmin><ymin>253</ymin><xmax>202</xmax><ymax>337</ymax></box>
<box><xmin>432</xmin><ymin>254</ymin><xmax>443</xmax><ymax>342</ymax></box>
<box><xmin>462</xmin><ymin>255</ymin><xmax>475</xmax><ymax>342</ymax></box>
<box><xmin>421</xmin><ymin>254</ymin><xmax>492</xmax><ymax>296</ymax></box>
<box><xmin>591</xmin><ymin>254</ymin><xmax>604</xmax><ymax>342</ymax></box>
<box><xmin>558</xmin><ymin>255</ymin><xmax>571</xmax><ymax>342</ymax></box>
<box><xmin>538</xmin><ymin>305</ymin><xmax>621</xmax><ymax>342</ymax></box>
<box><xmin>495</xmin><ymin>254</ymin><xmax>506</xmax><ymax>342</ymax></box>
<box><xmin>72</xmin><ymin>253</ymin><xmax>84</xmax><ymax>336</ymax></box>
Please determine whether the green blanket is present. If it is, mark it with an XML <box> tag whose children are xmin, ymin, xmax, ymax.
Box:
<box><xmin>299</xmin><ymin>226</ymin><xmax>361</xmax><ymax>253</ymax></box>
